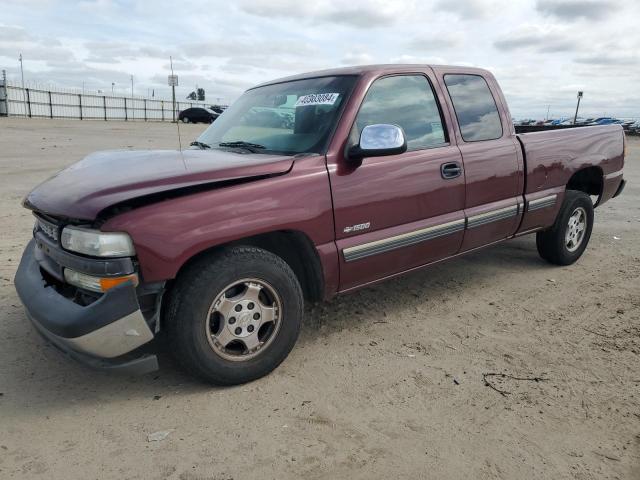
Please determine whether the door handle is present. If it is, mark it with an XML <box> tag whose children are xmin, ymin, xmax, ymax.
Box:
<box><xmin>441</xmin><ymin>162</ymin><xmax>463</xmax><ymax>179</ymax></box>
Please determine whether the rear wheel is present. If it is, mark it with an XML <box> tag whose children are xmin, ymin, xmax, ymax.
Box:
<box><xmin>182</xmin><ymin>116</ymin><xmax>190</xmax><ymax>123</ymax></box>
<box><xmin>536</xmin><ymin>190</ymin><xmax>594</xmax><ymax>265</ymax></box>
<box><xmin>166</xmin><ymin>247</ymin><xmax>303</xmax><ymax>385</ymax></box>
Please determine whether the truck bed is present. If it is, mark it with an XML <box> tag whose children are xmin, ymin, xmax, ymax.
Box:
<box><xmin>516</xmin><ymin>124</ymin><xmax>625</xmax><ymax>199</ymax></box>
<box><xmin>515</xmin><ymin>124</ymin><xmax>589</xmax><ymax>134</ymax></box>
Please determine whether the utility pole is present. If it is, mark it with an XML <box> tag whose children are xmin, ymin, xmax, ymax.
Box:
<box><xmin>546</xmin><ymin>105</ymin><xmax>550</xmax><ymax>121</ymax></box>
<box><xmin>573</xmin><ymin>91</ymin><xmax>583</xmax><ymax>125</ymax></box>
<box><xmin>19</xmin><ymin>53</ymin><xmax>26</xmax><ymax>117</ymax></box>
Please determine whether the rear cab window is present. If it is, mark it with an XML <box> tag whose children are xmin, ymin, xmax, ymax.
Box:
<box><xmin>444</xmin><ymin>74</ymin><xmax>503</xmax><ymax>142</ymax></box>
<box><xmin>354</xmin><ymin>75</ymin><xmax>447</xmax><ymax>151</ymax></box>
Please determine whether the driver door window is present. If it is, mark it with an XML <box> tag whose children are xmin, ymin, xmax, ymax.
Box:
<box><xmin>354</xmin><ymin>75</ymin><xmax>447</xmax><ymax>151</ymax></box>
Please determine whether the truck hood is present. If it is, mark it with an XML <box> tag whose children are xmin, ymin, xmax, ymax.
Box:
<box><xmin>24</xmin><ymin>149</ymin><xmax>294</xmax><ymax>220</ymax></box>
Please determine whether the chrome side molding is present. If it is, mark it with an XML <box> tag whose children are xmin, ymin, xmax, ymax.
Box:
<box><xmin>467</xmin><ymin>205</ymin><xmax>518</xmax><ymax>229</ymax></box>
<box><xmin>527</xmin><ymin>194</ymin><xmax>557</xmax><ymax>212</ymax></box>
<box><xmin>604</xmin><ymin>170</ymin><xmax>623</xmax><ymax>180</ymax></box>
<box><xmin>342</xmin><ymin>199</ymin><xmax>540</xmax><ymax>262</ymax></box>
<box><xmin>343</xmin><ymin>219</ymin><xmax>465</xmax><ymax>262</ymax></box>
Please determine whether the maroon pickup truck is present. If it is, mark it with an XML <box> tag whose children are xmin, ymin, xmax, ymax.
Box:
<box><xmin>15</xmin><ymin>65</ymin><xmax>626</xmax><ymax>385</ymax></box>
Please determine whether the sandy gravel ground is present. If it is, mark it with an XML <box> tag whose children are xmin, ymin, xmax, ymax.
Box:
<box><xmin>0</xmin><ymin>118</ymin><xmax>638</xmax><ymax>480</ymax></box>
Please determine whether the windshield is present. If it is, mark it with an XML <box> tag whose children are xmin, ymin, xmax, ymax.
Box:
<box><xmin>195</xmin><ymin>75</ymin><xmax>357</xmax><ymax>155</ymax></box>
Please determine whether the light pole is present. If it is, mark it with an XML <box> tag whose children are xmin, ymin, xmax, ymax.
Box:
<box><xmin>19</xmin><ymin>53</ymin><xmax>27</xmax><ymax>117</ymax></box>
<box><xmin>170</xmin><ymin>56</ymin><xmax>177</xmax><ymax>122</ymax></box>
<box><xmin>19</xmin><ymin>53</ymin><xmax>25</xmax><ymax>89</ymax></box>
<box><xmin>573</xmin><ymin>91</ymin><xmax>583</xmax><ymax>125</ymax></box>
<box><xmin>130</xmin><ymin>75</ymin><xmax>134</xmax><ymax>97</ymax></box>
<box><xmin>111</xmin><ymin>82</ymin><xmax>115</xmax><ymax>95</ymax></box>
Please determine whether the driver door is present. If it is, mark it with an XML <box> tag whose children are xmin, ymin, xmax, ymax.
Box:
<box><xmin>327</xmin><ymin>72</ymin><xmax>466</xmax><ymax>291</ymax></box>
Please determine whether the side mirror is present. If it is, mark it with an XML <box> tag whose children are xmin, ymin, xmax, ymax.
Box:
<box><xmin>348</xmin><ymin>124</ymin><xmax>407</xmax><ymax>160</ymax></box>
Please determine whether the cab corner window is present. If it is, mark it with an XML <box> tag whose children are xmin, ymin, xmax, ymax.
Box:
<box><xmin>444</xmin><ymin>74</ymin><xmax>503</xmax><ymax>142</ymax></box>
<box><xmin>354</xmin><ymin>75</ymin><xmax>447</xmax><ymax>151</ymax></box>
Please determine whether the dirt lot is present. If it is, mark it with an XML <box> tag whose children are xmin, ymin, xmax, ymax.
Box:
<box><xmin>0</xmin><ymin>118</ymin><xmax>638</xmax><ymax>480</ymax></box>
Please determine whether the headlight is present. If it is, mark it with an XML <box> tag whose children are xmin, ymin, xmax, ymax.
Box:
<box><xmin>61</xmin><ymin>226</ymin><xmax>135</xmax><ymax>257</ymax></box>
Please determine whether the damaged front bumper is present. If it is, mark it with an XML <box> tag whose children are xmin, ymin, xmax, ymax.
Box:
<box><xmin>14</xmin><ymin>240</ymin><xmax>158</xmax><ymax>374</ymax></box>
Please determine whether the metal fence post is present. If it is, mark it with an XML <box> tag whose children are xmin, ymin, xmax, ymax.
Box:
<box><xmin>48</xmin><ymin>91</ymin><xmax>53</xmax><ymax>118</ymax></box>
<box><xmin>124</xmin><ymin>97</ymin><xmax>128</xmax><ymax>121</ymax></box>
<box><xmin>161</xmin><ymin>100</ymin><xmax>164</xmax><ymax>121</ymax></box>
<box><xmin>25</xmin><ymin>88</ymin><xmax>32</xmax><ymax>117</ymax></box>
<box><xmin>103</xmin><ymin>96</ymin><xmax>107</xmax><ymax>121</ymax></box>
<box><xmin>78</xmin><ymin>94</ymin><xmax>83</xmax><ymax>120</ymax></box>
<box><xmin>0</xmin><ymin>70</ymin><xmax>7</xmax><ymax>117</ymax></box>
<box><xmin>144</xmin><ymin>99</ymin><xmax>147</xmax><ymax>121</ymax></box>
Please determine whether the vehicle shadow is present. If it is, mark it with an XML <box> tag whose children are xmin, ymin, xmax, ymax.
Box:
<box><xmin>3</xmin><ymin>236</ymin><xmax>548</xmax><ymax>414</ymax></box>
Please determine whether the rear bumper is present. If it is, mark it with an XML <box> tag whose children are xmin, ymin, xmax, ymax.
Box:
<box><xmin>14</xmin><ymin>240</ymin><xmax>158</xmax><ymax>374</ymax></box>
<box><xmin>613</xmin><ymin>178</ymin><xmax>626</xmax><ymax>198</ymax></box>
<box><xmin>598</xmin><ymin>171</ymin><xmax>625</xmax><ymax>207</ymax></box>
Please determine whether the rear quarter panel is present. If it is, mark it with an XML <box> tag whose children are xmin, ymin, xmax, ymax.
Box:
<box><xmin>101</xmin><ymin>155</ymin><xmax>339</xmax><ymax>295</ymax></box>
<box><xmin>517</xmin><ymin>124</ymin><xmax>624</xmax><ymax>232</ymax></box>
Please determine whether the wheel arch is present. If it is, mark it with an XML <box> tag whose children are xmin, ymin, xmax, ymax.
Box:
<box><xmin>566</xmin><ymin>166</ymin><xmax>604</xmax><ymax>204</ymax></box>
<box><xmin>170</xmin><ymin>230</ymin><xmax>325</xmax><ymax>303</ymax></box>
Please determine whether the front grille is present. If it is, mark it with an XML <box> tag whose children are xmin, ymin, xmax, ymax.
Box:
<box><xmin>35</xmin><ymin>214</ymin><xmax>60</xmax><ymax>243</ymax></box>
<box><xmin>38</xmin><ymin>220</ymin><xmax>59</xmax><ymax>241</ymax></box>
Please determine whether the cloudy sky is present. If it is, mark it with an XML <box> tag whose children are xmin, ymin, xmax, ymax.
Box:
<box><xmin>1</xmin><ymin>0</ymin><xmax>638</xmax><ymax>119</ymax></box>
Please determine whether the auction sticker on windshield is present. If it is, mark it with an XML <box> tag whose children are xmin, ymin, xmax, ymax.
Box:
<box><xmin>295</xmin><ymin>93</ymin><xmax>340</xmax><ymax>107</ymax></box>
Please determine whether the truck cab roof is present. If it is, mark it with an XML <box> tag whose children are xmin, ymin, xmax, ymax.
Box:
<box><xmin>253</xmin><ymin>64</ymin><xmax>494</xmax><ymax>89</ymax></box>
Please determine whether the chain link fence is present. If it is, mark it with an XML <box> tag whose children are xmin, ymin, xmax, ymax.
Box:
<box><xmin>0</xmin><ymin>76</ymin><xmax>211</xmax><ymax>122</ymax></box>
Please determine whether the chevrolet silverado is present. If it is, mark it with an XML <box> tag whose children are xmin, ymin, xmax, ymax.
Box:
<box><xmin>15</xmin><ymin>65</ymin><xmax>626</xmax><ymax>385</ymax></box>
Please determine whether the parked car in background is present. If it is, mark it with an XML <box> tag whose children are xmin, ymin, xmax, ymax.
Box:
<box><xmin>209</xmin><ymin>105</ymin><xmax>225</xmax><ymax>115</ymax></box>
<box><xmin>15</xmin><ymin>64</ymin><xmax>626</xmax><ymax>385</ymax></box>
<box><xmin>178</xmin><ymin>107</ymin><xmax>220</xmax><ymax>124</ymax></box>
<box><xmin>589</xmin><ymin>117</ymin><xmax>623</xmax><ymax>126</ymax></box>
<box><xmin>516</xmin><ymin>117</ymin><xmax>638</xmax><ymax>130</ymax></box>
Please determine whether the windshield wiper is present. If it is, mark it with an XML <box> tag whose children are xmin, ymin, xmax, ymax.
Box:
<box><xmin>190</xmin><ymin>141</ymin><xmax>211</xmax><ymax>149</ymax></box>
<box><xmin>218</xmin><ymin>141</ymin><xmax>266</xmax><ymax>153</ymax></box>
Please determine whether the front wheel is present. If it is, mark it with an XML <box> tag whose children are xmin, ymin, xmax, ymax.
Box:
<box><xmin>182</xmin><ymin>117</ymin><xmax>190</xmax><ymax>123</ymax></box>
<box><xmin>536</xmin><ymin>190</ymin><xmax>594</xmax><ymax>265</ymax></box>
<box><xmin>166</xmin><ymin>247</ymin><xmax>303</xmax><ymax>385</ymax></box>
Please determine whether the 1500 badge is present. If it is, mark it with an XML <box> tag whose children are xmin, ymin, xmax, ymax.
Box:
<box><xmin>343</xmin><ymin>222</ymin><xmax>371</xmax><ymax>233</ymax></box>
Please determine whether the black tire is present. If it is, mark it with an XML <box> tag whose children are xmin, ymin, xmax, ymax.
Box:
<box><xmin>182</xmin><ymin>117</ymin><xmax>190</xmax><ymax>123</ymax></box>
<box><xmin>166</xmin><ymin>247</ymin><xmax>303</xmax><ymax>385</ymax></box>
<box><xmin>536</xmin><ymin>190</ymin><xmax>594</xmax><ymax>265</ymax></box>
